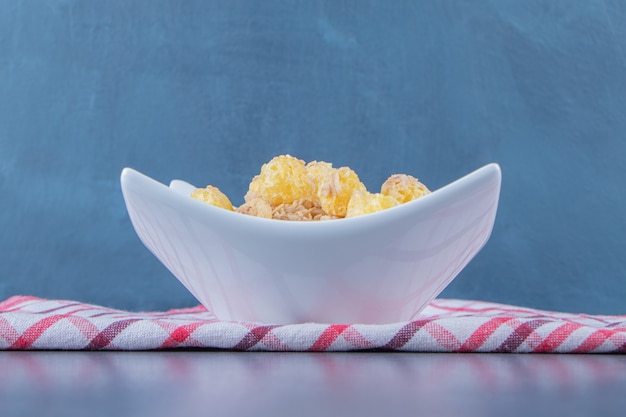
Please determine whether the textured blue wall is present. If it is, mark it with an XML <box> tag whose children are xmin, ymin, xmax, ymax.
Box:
<box><xmin>1</xmin><ymin>1</ymin><xmax>625</xmax><ymax>313</ymax></box>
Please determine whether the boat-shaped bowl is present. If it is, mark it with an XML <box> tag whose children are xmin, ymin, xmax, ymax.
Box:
<box><xmin>120</xmin><ymin>163</ymin><xmax>501</xmax><ymax>324</ymax></box>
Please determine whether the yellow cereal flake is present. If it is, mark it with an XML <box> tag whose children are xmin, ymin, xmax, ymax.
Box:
<box><xmin>317</xmin><ymin>166</ymin><xmax>366</xmax><ymax>217</ymax></box>
<box><xmin>381</xmin><ymin>174</ymin><xmax>431</xmax><ymax>203</ymax></box>
<box><xmin>345</xmin><ymin>190</ymin><xmax>399</xmax><ymax>218</ymax></box>
<box><xmin>245</xmin><ymin>154</ymin><xmax>314</xmax><ymax>206</ymax></box>
<box><xmin>191</xmin><ymin>185</ymin><xmax>234</xmax><ymax>211</ymax></box>
<box><xmin>305</xmin><ymin>160</ymin><xmax>334</xmax><ymax>192</ymax></box>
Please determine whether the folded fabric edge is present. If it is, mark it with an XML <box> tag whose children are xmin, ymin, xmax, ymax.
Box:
<box><xmin>0</xmin><ymin>295</ymin><xmax>42</xmax><ymax>310</ymax></box>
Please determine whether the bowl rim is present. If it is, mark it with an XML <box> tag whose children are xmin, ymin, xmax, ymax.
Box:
<box><xmin>121</xmin><ymin>162</ymin><xmax>501</xmax><ymax>238</ymax></box>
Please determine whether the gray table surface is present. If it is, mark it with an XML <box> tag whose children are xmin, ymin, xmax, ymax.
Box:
<box><xmin>1</xmin><ymin>351</ymin><xmax>625</xmax><ymax>417</ymax></box>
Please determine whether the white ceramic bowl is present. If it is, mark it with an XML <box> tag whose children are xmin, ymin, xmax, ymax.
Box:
<box><xmin>120</xmin><ymin>163</ymin><xmax>501</xmax><ymax>324</ymax></box>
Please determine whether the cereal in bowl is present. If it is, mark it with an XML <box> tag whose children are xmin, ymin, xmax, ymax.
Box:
<box><xmin>245</xmin><ymin>154</ymin><xmax>314</xmax><ymax>206</ymax></box>
<box><xmin>190</xmin><ymin>185</ymin><xmax>234</xmax><ymax>211</ymax></box>
<box><xmin>191</xmin><ymin>155</ymin><xmax>431</xmax><ymax>220</ymax></box>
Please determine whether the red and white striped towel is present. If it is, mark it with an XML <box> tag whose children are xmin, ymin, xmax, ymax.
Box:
<box><xmin>1</xmin><ymin>296</ymin><xmax>624</xmax><ymax>352</ymax></box>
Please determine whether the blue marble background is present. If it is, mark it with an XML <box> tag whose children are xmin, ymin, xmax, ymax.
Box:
<box><xmin>1</xmin><ymin>1</ymin><xmax>625</xmax><ymax>314</ymax></box>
